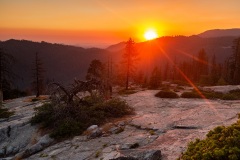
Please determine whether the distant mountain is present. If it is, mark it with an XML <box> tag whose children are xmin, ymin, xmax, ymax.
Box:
<box><xmin>0</xmin><ymin>35</ymin><xmax>238</xmax><ymax>91</ymax></box>
<box><xmin>0</xmin><ymin>39</ymin><xmax>110</xmax><ymax>90</ymax></box>
<box><xmin>198</xmin><ymin>28</ymin><xmax>240</xmax><ymax>38</ymax></box>
<box><xmin>106</xmin><ymin>41</ymin><xmax>126</xmax><ymax>52</ymax></box>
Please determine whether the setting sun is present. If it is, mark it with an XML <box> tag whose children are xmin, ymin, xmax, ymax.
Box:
<box><xmin>144</xmin><ymin>29</ymin><xmax>158</xmax><ymax>40</ymax></box>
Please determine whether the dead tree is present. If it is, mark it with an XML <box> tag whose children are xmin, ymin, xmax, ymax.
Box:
<box><xmin>48</xmin><ymin>79</ymin><xmax>109</xmax><ymax>105</ymax></box>
<box><xmin>32</xmin><ymin>52</ymin><xmax>45</xmax><ymax>97</ymax></box>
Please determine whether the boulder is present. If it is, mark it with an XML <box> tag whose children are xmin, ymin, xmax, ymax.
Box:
<box><xmin>109</xmin><ymin>127</ymin><xmax>124</xmax><ymax>134</ymax></box>
<box><xmin>88</xmin><ymin>128</ymin><xmax>102</xmax><ymax>138</ymax></box>
<box><xmin>87</xmin><ymin>125</ymin><xmax>98</xmax><ymax>131</ymax></box>
<box><xmin>86</xmin><ymin>125</ymin><xmax>102</xmax><ymax>139</ymax></box>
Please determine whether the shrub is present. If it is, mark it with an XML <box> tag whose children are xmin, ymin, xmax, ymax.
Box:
<box><xmin>217</xmin><ymin>77</ymin><xmax>228</xmax><ymax>86</ymax></box>
<box><xmin>95</xmin><ymin>98</ymin><xmax>133</xmax><ymax>117</ymax></box>
<box><xmin>222</xmin><ymin>94</ymin><xmax>238</xmax><ymax>100</ymax></box>
<box><xmin>31</xmin><ymin>103</ymin><xmax>54</xmax><ymax>127</ymax></box>
<box><xmin>31</xmin><ymin>96</ymin><xmax>133</xmax><ymax>139</ymax></box>
<box><xmin>179</xmin><ymin>115</ymin><xmax>240</xmax><ymax>160</ymax></box>
<box><xmin>229</xmin><ymin>89</ymin><xmax>240</xmax><ymax>94</ymax></box>
<box><xmin>31</xmin><ymin>98</ymin><xmax>39</xmax><ymax>102</ymax></box>
<box><xmin>0</xmin><ymin>107</ymin><xmax>14</xmax><ymax>119</ymax></box>
<box><xmin>118</xmin><ymin>89</ymin><xmax>137</xmax><ymax>95</ymax></box>
<box><xmin>202</xmin><ymin>90</ymin><xmax>223</xmax><ymax>99</ymax></box>
<box><xmin>199</xmin><ymin>75</ymin><xmax>212</xmax><ymax>86</ymax></box>
<box><xmin>181</xmin><ymin>90</ymin><xmax>223</xmax><ymax>99</ymax></box>
<box><xmin>155</xmin><ymin>90</ymin><xmax>179</xmax><ymax>98</ymax></box>
<box><xmin>228</xmin><ymin>89</ymin><xmax>240</xmax><ymax>99</ymax></box>
<box><xmin>181</xmin><ymin>92</ymin><xmax>201</xmax><ymax>98</ymax></box>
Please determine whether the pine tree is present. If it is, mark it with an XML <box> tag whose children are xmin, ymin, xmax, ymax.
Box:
<box><xmin>135</xmin><ymin>70</ymin><xmax>144</xmax><ymax>87</ymax></box>
<box><xmin>149</xmin><ymin>66</ymin><xmax>162</xmax><ymax>89</ymax></box>
<box><xmin>233</xmin><ymin>38</ymin><xmax>240</xmax><ymax>84</ymax></box>
<box><xmin>123</xmin><ymin>38</ymin><xmax>138</xmax><ymax>90</ymax></box>
<box><xmin>164</xmin><ymin>62</ymin><xmax>169</xmax><ymax>81</ymax></box>
<box><xmin>86</xmin><ymin>59</ymin><xmax>105</xmax><ymax>81</ymax></box>
<box><xmin>210</xmin><ymin>54</ymin><xmax>219</xmax><ymax>85</ymax></box>
<box><xmin>32</xmin><ymin>52</ymin><xmax>45</xmax><ymax>97</ymax></box>
<box><xmin>196</xmin><ymin>49</ymin><xmax>209</xmax><ymax>81</ymax></box>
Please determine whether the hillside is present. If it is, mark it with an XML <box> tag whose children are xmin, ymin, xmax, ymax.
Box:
<box><xmin>0</xmin><ymin>39</ymin><xmax>110</xmax><ymax>90</ymax></box>
<box><xmin>0</xmin><ymin>35</ymin><xmax>238</xmax><ymax>91</ymax></box>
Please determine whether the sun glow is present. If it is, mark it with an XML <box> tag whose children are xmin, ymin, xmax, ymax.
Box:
<box><xmin>144</xmin><ymin>29</ymin><xmax>158</xmax><ymax>40</ymax></box>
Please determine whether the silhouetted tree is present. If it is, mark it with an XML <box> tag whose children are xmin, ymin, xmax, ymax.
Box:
<box><xmin>196</xmin><ymin>49</ymin><xmax>209</xmax><ymax>81</ymax></box>
<box><xmin>224</xmin><ymin>38</ymin><xmax>240</xmax><ymax>84</ymax></box>
<box><xmin>149</xmin><ymin>66</ymin><xmax>161</xmax><ymax>89</ymax></box>
<box><xmin>32</xmin><ymin>52</ymin><xmax>45</xmax><ymax>97</ymax></box>
<box><xmin>172</xmin><ymin>56</ymin><xmax>178</xmax><ymax>81</ymax></box>
<box><xmin>0</xmin><ymin>47</ymin><xmax>15</xmax><ymax>104</ymax></box>
<box><xmin>86</xmin><ymin>59</ymin><xmax>113</xmax><ymax>98</ymax></box>
<box><xmin>210</xmin><ymin>54</ymin><xmax>219</xmax><ymax>85</ymax></box>
<box><xmin>163</xmin><ymin>62</ymin><xmax>169</xmax><ymax>81</ymax></box>
<box><xmin>233</xmin><ymin>38</ymin><xmax>240</xmax><ymax>84</ymax></box>
<box><xmin>123</xmin><ymin>38</ymin><xmax>138</xmax><ymax>90</ymax></box>
<box><xmin>86</xmin><ymin>59</ymin><xmax>105</xmax><ymax>81</ymax></box>
<box><xmin>134</xmin><ymin>70</ymin><xmax>144</xmax><ymax>87</ymax></box>
<box><xmin>179</xmin><ymin>61</ymin><xmax>191</xmax><ymax>81</ymax></box>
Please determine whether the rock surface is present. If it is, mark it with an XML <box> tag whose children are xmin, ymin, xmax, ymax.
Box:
<box><xmin>26</xmin><ymin>86</ymin><xmax>240</xmax><ymax>160</ymax></box>
<box><xmin>1</xmin><ymin>86</ymin><xmax>240</xmax><ymax>160</ymax></box>
<box><xmin>0</xmin><ymin>96</ymin><xmax>50</xmax><ymax>158</ymax></box>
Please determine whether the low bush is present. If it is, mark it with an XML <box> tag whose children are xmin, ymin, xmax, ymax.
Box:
<box><xmin>228</xmin><ymin>89</ymin><xmax>240</xmax><ymax>100</ymax></box>
<box><xmin>118</xmin><ymin>89</ymin><xmax>137</xmax><ymax>95</ymax></box>
<box><xmin>181</xmin><ymin>89</ymin><xmax>240</xmax><ymax>100</ymax></box>
<box><xmin>222</xmin><ymin>94</ymin><xmax>239</xmax><ymax>100</ymax></box>
<box><xmin>181</xmin><ymin>92</ymin><xmax>201</xmax><ymax>98</ymax></box>
<box><xmin>201</xmin><ymin>90</ymin><xmax>223</xmax><ymax>99</ymax></box>
<box><xmin>31</xmin><ymin>96</ymin><xmax>133</xmax><ymax>139</ymax></box>
<box><xmin>179</xmin><ymin>114</ymin><xmax>240</xmax><ymax>160</ymax></box>
<box><xmin>31</xmin><ymin>98</ymin><xmax>39</xmax><ymax>102</ymax></box>
<box><xmin>155</xmin><ymin>90</ymin><xmax>179</xmax><ymax>98</ymax></box>
<box><xmin>181</xmin><ymin>89</ymin><xmax>223</xmax><ymax>99</ymax></box>
<box><xmin>0</xmin><ymin>107</ymin><xmax>14</xmax><ymax>119</ymax></box>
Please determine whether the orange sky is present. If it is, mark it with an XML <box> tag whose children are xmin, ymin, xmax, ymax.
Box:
<box><xmin>1</xmin><ymin>0</ymin><xmax>240</xmax><ymax>47</ymax></box>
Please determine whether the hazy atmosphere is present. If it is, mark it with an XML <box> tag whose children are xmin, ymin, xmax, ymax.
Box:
<box><xmin>1</xmin><ymin>0</ymin><xmax>240</xmax><ymax>47</ymax></box>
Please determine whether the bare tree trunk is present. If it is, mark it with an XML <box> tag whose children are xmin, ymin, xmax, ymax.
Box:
<box><xmin>126</xmin><ymin>53</ymin><xmax>130</xmax><ymax>90</ymax></box>
<box><xmin>0</xmin><ymin>89</ymin><xmax>3</xmax><ymax>106</ymax></box>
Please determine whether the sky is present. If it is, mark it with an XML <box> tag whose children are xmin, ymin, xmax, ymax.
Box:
<box><xmin>1</xmin><ymin>0</ymin><xmax>240</xmax><ymax>48</ymax></box>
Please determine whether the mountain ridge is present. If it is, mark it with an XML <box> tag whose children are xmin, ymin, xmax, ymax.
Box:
<box><xmin>198</xmin><ymin>28</ymin><xmax>240</xmax><ymax>38</ymax></box>
<box><xmin>0</xmin><ymin>33</ymin><xmax>238</xmax><ymax>91</ymax></box>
